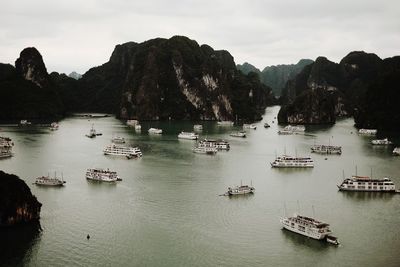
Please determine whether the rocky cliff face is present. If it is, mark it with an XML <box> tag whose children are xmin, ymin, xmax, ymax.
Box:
<box><xmin>0</xmin><ymin>171</ymin><xmax>41</xmax><ymax>227</ymax></box>
<box><xmin>15</xmin><ymin>47</ymin><xmax>50</xmax><ymax>88</ymax></box>
<box><xmin>278</xmin><ymin>51</ymin><xmax>393</xmax><ymax>126</ymax></box>
<box><xmin>0</xmin><ymin>48</ymin><xmax>64</xmax><ymax>120</ymax></box>
<box><xmin>78</xmin><ymin>36</ymin><xmax>272</xmax><ymax>121</ymax></box>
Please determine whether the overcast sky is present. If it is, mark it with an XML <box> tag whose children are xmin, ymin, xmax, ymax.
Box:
<box><xmin>1</xmin><ymin>0</ymin><xmax>399</xmax><ymax>74</ymax></box>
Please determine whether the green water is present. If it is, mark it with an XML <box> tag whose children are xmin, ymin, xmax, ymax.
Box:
<box><xmin>1</xmin><ymin>106</ymin><xmax>399</xmax><ymax>267</ymax></box>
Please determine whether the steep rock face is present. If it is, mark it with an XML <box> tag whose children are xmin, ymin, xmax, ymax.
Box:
<box><xmin>0</xmin><ymin>48</ymin><xmax>64</xmax><ymax>120</ymax></box>
<box><xmin>79</xmin><ymin>36</ymin><xmax>271</xmax><ymax>121</ymax></box>
<box><xmin>0</xmin><ymin>171</ymin><xmax>41</xmax><ymax>227</ymax></box>
<box><xmin>279</xmin><ymin>51</ymin><xmax>387</xmax><ymax>125</ymax></box>
<box><xmin>15</xmin><ymin>47</ymin><xmax>49</xmax><ymax>88</ymax></box>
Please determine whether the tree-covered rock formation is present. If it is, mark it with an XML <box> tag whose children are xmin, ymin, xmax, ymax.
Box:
<box><xmin>0</xmin><ymin>36</ymin><xmax>273</xmax><ymax>122</ymax></box>
<box><xmin>77</xmin><ymin>36</ymin><xmax>273</xmax><ymax>121</ymax></box>
<box><xmin>0</xmin><ymin>48</ymin><xmax>64</xmax><ymax>120</ymax></box>
<box><xmin>278</xmin><ymin>51</ymin><xmax>399</xmax><ymax>129</ymax></box>
<box><xmin>0</xmin><ymin>171</ymin><xmax>42</xmax><ymax>227</ymax></box>
<box><xmin>237</xmin><ymin>59</ymin><xmax>313</xmax><ymax>97</ymax></box>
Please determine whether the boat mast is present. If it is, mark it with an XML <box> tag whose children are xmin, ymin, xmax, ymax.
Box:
<box><xmin>297</xmin><ymin>200</ymin><xmax>301</xmax><ymax>215</ymax></box>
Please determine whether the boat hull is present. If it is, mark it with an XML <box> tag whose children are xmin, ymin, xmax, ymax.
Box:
<box><xmin>337</xmin><ymin>186</ymin><xmax>396</xmax><ymax>192</ymax></box>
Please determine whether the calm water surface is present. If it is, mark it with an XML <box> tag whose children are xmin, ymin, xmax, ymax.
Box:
<box><xmin>1</xmin><ymin>106</ymin><xmax>399</xmax><ymax>267</ymax></box>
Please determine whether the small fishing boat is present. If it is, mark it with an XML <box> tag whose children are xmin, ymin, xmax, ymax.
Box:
<box><xmin>326</xmin><ymin>235</ymin><xmax>340</xmax><ymax>245</ymax></box>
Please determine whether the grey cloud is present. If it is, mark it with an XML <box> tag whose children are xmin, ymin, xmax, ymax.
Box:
<box><xmin>0</xmin><ymin>0</ymin><xmax>399</xmax><ymax>74</ymax></box>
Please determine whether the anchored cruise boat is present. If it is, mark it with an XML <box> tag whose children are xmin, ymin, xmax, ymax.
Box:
<box><xmin>111</xmin><ymin>136</ymin><xmax>126</xmax><ymax>144</ymax></box>
<box><xmin>311</xmin><ymin>144</ymin><xmax>342</xmax><ymax>155</ymax></box>
<box><xmin>178</xmin><ymin>132</ymin><xmax>199</xmax><ymax>140</ymax></box>
<box><xmin>86</xmin><ymin>168</ymin><xmax>120</xmax><ymax>182</ymax></box>
<box><xmin>371</xmin><ymin>138</ymin><xmax>393</xmax><ymax>145</ymax></box>
<box><xmin>148</xmin><ymin>128</ymin><xmax>162</xmax><ymax>134</ymax></box>
<box><xmin>243</xmin><ymin>124</ymin><xmax>257</xmax><ymax>130</ymax></box>
<box><xmin>217</xmin><ymin>121</ymin><xmax>234</xmax><ymax>126</ymax></box>
<box><xmin>198</xmin><ymin>139</ymin><xmax>230</xmax><ymax>150</ymax></box>
<box><xmin>230</xmin><ymin>131</ymin><xmax>246</xmax><ymax>138</ymax></box>
<box><xmin>226</xmin><ymin>183</ymin><xmax>255</xmax><ymax>195</ymax></box>
<box><xmin>280</xmin><ymin>214</ymin><xmax>338</xmax><ymax>243</ymax></box>
<box><xmin>103</xmin><ymin>144</ymin><xmax>142</xmax><ymax>159</ymax></box>
<box><xmin>393</xmin><ymin>147</ymin><xmax>400</xmax><ymax>156</ymax></box>
<box><xmin>271</xmin><ymin>155</ymin><xmax>314</xmax><ymax>168</ymax></box>
<box><xmin>338</xmin><ymin>175</ymin><xmax>396</xmax><ymax>192</ymax></box>
<box><xmin>0</xmin><ymin>136</ymin><xmax>13</xmax><ymax>158</ymax></box>
<box><xmin>358</xmin><ymin>128</ymin><xmax>377</xmax><ymax>135</ymax></box>
<box><xmin>50</xmin><ymin>122</ymin><xmax>59</xmax><ymax>130</ymax></box>
<box><xmin>34</xmin><ymin>173</ymin><xmax>66</xmax><ymax>186</ymax></box>
<box><xmin>193</xmin><ymin>146</ymin><xmax>217</xmax><ymax>155</ymax></box>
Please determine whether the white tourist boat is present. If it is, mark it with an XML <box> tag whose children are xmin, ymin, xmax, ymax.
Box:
<box><xmin>178</xmin><ymin>132</ymin><xmax>199</xmax><ymax>140</ymax></box>
<box><xmin>0</xmin><ymin>136</ymin><xmax>13</xmax><ymax>158</ymax></box>
<box><xmin>0</xmin><ymin>147</ymin><xmax>12</xmax><ymax>158</ymax></box>
<box><xmin>393</xmin><ymin>147</ymin><xmax>400</xmax><ymax>156</ymax></box>
<box><xmin>230</xmin><ymin>131</ymin><xmax>246</xmax><ymax>138</ymax></box>
<box><xmin>311</xmin><ymin>144</ymin><xmax>342</xmax><ymax>155</ymax></box>
<box><xmin>243</xmin><ymin>124</ymin><xmax>257</xmax><ymax>130</ymax></box>
<box><xmin>135</xmin><ymin>124</ymin><xmax>142</xmax><ymax>131</ymax></box>
<box><xmin>20</xmin><ymin>119</ymin><xmax>32</xmax><ymax>126</ymax></box>
<box><xmin>111</xmin><ymin>135</ymin><xmax>125</xmax><ymax>144</ymax></box>
<box><xmin>0</xmin><ymin>136</ymin><xmax>13</xmax><ymax>148</ymax></box>
<box><xmin>50</xmin><ymin>122</ymin><xmax>59</xmax><ymax>130</ymax></box>
<box><xmin>103</xmin><ymin>144</ymin><xmax>142</xmax><ymax>159</ymax></box>
<box><xmin>217</xmin><ymin>121</ymin><xmax>234</xmax><ymax>126</ymax></box>
<box><xmin>284</xmin><ymin>125</ymin><xmax>305</xmax><ymax>132</ymax></box>
<box><xmin>270</xmin><ymin>155</ymin><xmax>314</xmax><ymax>168</ymax></box>
<box><xmin>226</xmin><ymin>183</ymin><xmax>255</xmax><ymax>195</ymax></box>
<box><xmin>338</xmin><ymin>175</ymin><xmax>396</xmax><ymax>192</ymax></box>
<box><xmin>278</xmin><ymin>130</ymin><xmax>294</xmax><ymax>135</ymax></box>
<box><xmin>371</xmin><ymin>138</ymin><xmax>393</xmax><ymax>145</ymax></box>
<box><xmin>148</xmin><ymin>128</ymin><xmax>162</xmax><ymax>134</ymax></box>
<box><xmin>358</xmin><ymin>128</ymin><xmax>377</xmax><ymax>135</ymax></box>
<box><xmin>193</xmin><ymin>146</ymin><xmax>217</xmax><ymax>155</ymax></box>
<box><xmin>34</xmin><ymin>173</ymin><xmax>66</xmax><ymax>186</ymax></box>
<box><xmin>280</xmin><ymin>214</ymin><xmax>335</xmax><ymax>241</ymax></box>
<box><xmin>198</xmin><ymin>139</ymin><xmax>230</xmax><ymax>150</ymax></box>
<box><xmin>193</xmin><ymin>124</ymin><xmax>203</xmax><ymax>131</ymax></box>
<box><xmin>85</xmin><ymin>168</ymin><xmax>120</xmax><ymax>182</ymax></box>
<box><xmin>127</xmin><ymin>119</ymin><xmax>139</xmax><ymax>126</ymax></box>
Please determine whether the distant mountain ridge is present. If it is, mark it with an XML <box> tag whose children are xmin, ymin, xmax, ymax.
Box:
<box><xmin>237</xmin><ymin>59</ymin><xmax>313</xmax><ymax>96</ymax></box>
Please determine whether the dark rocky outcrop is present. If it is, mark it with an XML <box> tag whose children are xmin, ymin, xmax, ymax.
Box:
<box><xmin>0</xmin><ymin>48</ymin><xmax>64</xmax><ymax>120</ymax></box>
<box><xmin>353</xmin><ymin>56</ymin><xmax>400</xmax><ymax>131</ymax></box>
<box><xmin>278</xmin><ymin>51</ymin><xmax>399</xmax><ymax>129</ymax></box>
<box><xmin>237</xmin><ymin>59</ymin><xmax>313</xmax><ymax>96</ymax></box>
<box><xmin>0</xmin><ymin>38</ymin><xmax>272</xmax><ymax>121</ymax></box>
<box><xmin>0</xmin><ymin>171</ymin><xmax>41</xmax><ymax>227</ymax></box>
